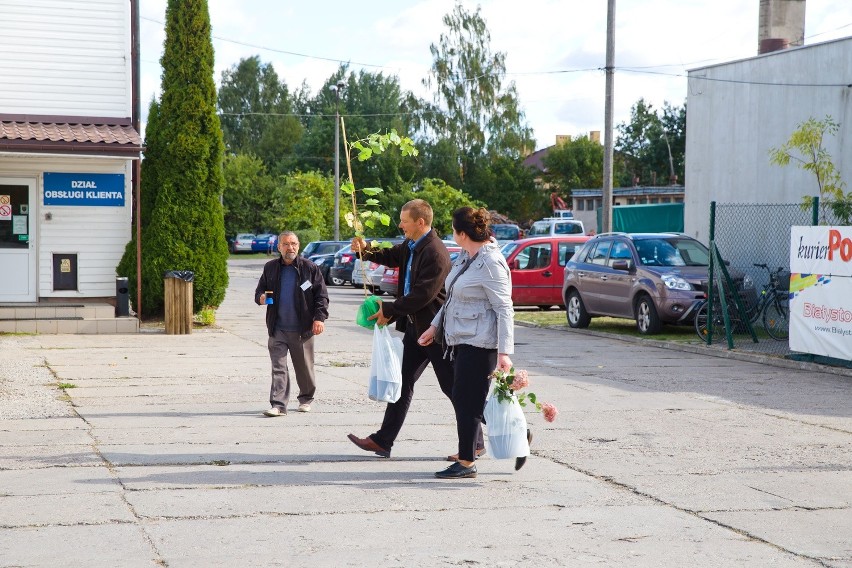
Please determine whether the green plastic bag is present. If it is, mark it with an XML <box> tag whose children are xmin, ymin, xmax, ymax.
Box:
<box><xmin>356</xmin><ymin>295</ymin><xmax>382</xmax><ymax>329</ymax></box>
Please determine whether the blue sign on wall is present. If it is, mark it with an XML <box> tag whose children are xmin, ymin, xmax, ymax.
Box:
<box><xmin>43</xmin><ymin>173</ymin><xmax>125</xmax><ymax>206</ymax></box>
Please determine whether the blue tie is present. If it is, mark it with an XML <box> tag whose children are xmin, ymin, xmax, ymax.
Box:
<box><xmin>403</xmin><ymin>240</ymin><xmax>416</xmax><ymax>296</ymax></box>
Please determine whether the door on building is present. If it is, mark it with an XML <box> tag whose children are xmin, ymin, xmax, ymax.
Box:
<box><xmin>0</xmin><ymin>179</ymin><xmax>36</xmax><ymax>302</ymax></box>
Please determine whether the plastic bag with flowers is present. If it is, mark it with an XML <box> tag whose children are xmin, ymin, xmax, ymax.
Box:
<box><xmin>483</xmin><ymin>368</ymin><xmax>558</xmax><ymax>459</ymax></box>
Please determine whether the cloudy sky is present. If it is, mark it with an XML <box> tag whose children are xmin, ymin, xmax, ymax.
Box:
<box><xmin>139</xmin><ymin>0</ymin><xmax>852</xmax><ymax>151</ymax></box>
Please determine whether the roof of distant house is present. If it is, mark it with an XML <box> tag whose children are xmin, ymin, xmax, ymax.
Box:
<box><xmin>522</xmin><ymin>146</ymin><xmax>551</xmax><ymax>173</ymax></box>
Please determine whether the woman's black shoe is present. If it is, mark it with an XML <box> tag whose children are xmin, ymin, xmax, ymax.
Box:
<box><xmin>435</xmin><ymin>461</ymin><xmax>477</xmax><ymax>479</ymax></box>
<box><xmin>515</xmin><ymin>429</ymin><xmax>534</xmax><ymax>471</ymax></box>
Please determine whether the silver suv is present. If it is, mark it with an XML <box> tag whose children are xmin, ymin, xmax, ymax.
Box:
<box><xmin>562</xmin><ymin>233</ymin><xmax>752</xmax><ymax>334</ymax></box>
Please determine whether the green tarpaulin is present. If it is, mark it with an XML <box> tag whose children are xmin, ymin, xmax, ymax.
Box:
<box><xmin>597</xmin><ymin>203</ymin><xmax>684</xmax><ymax>233</ymax></box>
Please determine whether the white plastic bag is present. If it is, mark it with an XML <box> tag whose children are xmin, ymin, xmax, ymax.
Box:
<box><xmin>368</xmin><ymin>325</ymin><xmax>403</xmax><ymax>403</ymax></box>
<box><xmin>483</xmin><ymin>386</ymin><xmax>530</xmax><ymax>459</ymax></box>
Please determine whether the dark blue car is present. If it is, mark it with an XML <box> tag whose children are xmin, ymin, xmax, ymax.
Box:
<box><xmin>251</xmin><ymin>233</ymin><xmax>277</xmax><ymax>254</ymax></box>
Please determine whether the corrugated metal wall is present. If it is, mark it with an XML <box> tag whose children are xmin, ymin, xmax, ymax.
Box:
<box><xmin>0</xmin><ymin>157</ymin><xmax>131</xmax><ymax>298</ymax></box>
<box><xmin>0</xmin><ymin>0</ymin><xmax>131</xmax><ymax>117</ymax></box>
<box><xmin>684</xmin><ymin>37</ymin><xmax>852</xmax><ymax>245</ymax></box>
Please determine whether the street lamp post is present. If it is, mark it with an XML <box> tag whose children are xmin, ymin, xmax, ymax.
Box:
<box><xmin>331</xmin><ymin>80</ymin><xmax>345</xmax><ymax>241</ymax></box>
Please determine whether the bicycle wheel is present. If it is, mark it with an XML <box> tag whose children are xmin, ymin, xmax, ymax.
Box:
<box><xmin>695</xmin><ymin>301</ymin><xmax>725</xmax><ymax>344</ymax></box>
<box><xmin>763</xmin><ymin>293</ymin><xmax>790</xmax><ymax>341</ymax></box>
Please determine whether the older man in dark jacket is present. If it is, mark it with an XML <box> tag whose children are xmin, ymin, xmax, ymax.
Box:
<box><xmin>347</xmin><ymin>199</ymin><xmax>485</xmax><ymax>459</ymax></box>
<box><xmin>255</xmin><ymin>231</ymin><xmax>328</xmax><ymax>416</ymax></box>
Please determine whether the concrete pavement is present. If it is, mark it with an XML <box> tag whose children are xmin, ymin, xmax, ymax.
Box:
<box><xmin>0</xmin><ymin>258</ymin><xmax>850</xmax><ymax>567</ymax></box>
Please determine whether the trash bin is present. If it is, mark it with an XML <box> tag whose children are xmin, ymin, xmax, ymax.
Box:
<box><xmin>164</xmin><ymin>270</ymin><xmax>194</xmax><ymax>335</ymax></box>
<box><xmin>115</xmin><ymin>276</ymin><xmax>130</xmax><ymax>317</ymax></box>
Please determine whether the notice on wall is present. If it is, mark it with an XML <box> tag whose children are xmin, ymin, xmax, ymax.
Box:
<box><xmin>12</xmin><ymin>215</ymin><xmax>27</xmax><ymax>234</ymax></box>
<box><xmin>0</xmin><ymin>202</ymin><xmax>10</xmax><ymax>221</ymax></box>
<box><xmin>788</xmin><ymin>226</ymin><xmax>852</xmax><ymax>359</ymax></box>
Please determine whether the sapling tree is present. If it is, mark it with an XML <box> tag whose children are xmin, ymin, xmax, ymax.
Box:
<box><xmin>769</xmin><ymin>115</ymin><xmax>850</xmax><ymax>223</ymax></box>
<box><xmin>338</xmin><ymin>118</ymin><xmax>418</xmax><ymax>289</ymax></box>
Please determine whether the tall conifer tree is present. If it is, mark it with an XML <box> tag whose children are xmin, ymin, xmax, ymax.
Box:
<box><xmin>119</xmin><ymin>0</ymin><xmax>228</xmax><ymax>315</ymax></box>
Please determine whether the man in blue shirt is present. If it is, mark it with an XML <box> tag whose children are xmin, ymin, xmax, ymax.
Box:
<box><xmin>255</xmin><ymin>232</ymin><xmax>329</xmax><ymax>415</ymax></box>
<box><xmin>347</xmin><ymin>199</ymin><xmax>485</xmax><ymax>460</ymax></box>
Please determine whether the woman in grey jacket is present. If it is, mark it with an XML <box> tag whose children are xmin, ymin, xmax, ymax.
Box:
<box><xmin>418</xmin><ymin>207</ymin><xmax>515</xmax><ymax>479</ymax></box>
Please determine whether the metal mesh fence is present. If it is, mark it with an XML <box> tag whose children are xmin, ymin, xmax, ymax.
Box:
<box><xmin>709</xmin><ymin>202</ymin><xmax>813</xmax><ymax>357</ymax></box>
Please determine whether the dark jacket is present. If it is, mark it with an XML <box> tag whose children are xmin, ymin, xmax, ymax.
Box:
<box><xmin>360</xmin><ymin>229</ymin><xmax>451</xmax><ymax>337</ymax></box>
<box><xmin>255</xmin><ymin>255</ymin><xmax>329</xmax><ymax>338</ymax></box>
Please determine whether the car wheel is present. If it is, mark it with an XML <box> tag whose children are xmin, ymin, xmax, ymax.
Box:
<box><xmin>372</xmin><ymin>287</ymin><xmax>385</xmax><ymax>296</ymax></box>
<box><xmin>565</xmin><ymin>290</ymin><xmax>591</xmax><ymax>328</ymax></box>
<box><xmin>635</xmin><ymin>295</ymin><xmax>662</xmax><ymax>335</ymax></box>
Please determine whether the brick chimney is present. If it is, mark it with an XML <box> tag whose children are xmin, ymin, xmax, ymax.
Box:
<box><xmin>758</xmin><ymin>0</ymin><xmax>806</xmax><ymax>54</ymax></box>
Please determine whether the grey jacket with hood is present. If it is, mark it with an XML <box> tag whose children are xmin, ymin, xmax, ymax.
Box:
<box><xmin>432</xmin><ymin>241</ymin><xmax>514</xmax><ymax>354</ymax></box>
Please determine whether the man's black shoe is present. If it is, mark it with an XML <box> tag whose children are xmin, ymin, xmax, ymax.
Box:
<box><xmin>435</xmin><ymin>461</ymin><xmax>477</xmax><ymax>479</ymax></box>
<box><xmin>515</xmin><ymin>428</ymin><xmax>533</xmax><ymax>471</ymax></box>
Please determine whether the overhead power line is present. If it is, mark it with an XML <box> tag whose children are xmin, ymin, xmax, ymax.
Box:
<box><xmin>141</xmin><ymin>14</ymin><xmax>852</xmax><ymax>89</ymax></box>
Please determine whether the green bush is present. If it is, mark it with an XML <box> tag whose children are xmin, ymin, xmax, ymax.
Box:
<box><xmin>117</xmin><ymin>0</ymin><xmax>228</xmax><ymax>316</ymax></box>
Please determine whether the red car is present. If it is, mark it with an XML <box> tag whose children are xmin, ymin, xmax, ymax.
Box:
<box><xmin>501</xmin><ymin>235</ymin><xmax>591</xmax><ymax>309</ymax></box>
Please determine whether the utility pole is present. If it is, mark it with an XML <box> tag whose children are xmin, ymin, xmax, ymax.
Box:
<box><xmin>661</xmin><ymin>130</ymin><xmax>677</xmax><ymax>184</ymax></box>
<box><xmin>331</xmin><ymin>80</ymin><xmax>345</xmax><ymax>241</ymax></box>
<box><xmin>601</xmin><ymin>0</ymin><xmax>616</xmax><ymax>234</ymax></box>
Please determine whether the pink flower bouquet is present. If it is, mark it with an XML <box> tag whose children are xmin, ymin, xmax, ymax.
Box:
<box><xmin>488</xmin><ymin>367</ymin><xmax>558</xmax><ymax>422</ymax></box>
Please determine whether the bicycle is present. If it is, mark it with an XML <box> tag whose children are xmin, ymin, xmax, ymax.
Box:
<box><xmin>695</xmin><ymin>263</ymin><xmax>790</xmax><ymax>343</ymax></box>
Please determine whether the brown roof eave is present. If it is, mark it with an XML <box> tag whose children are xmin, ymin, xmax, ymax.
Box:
<box><xmin>0</xmin><ymin>140</ymin><xmax>143</xmax><ymax>158</ymax></box>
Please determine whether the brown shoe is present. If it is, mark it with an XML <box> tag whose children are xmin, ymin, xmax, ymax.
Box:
<box><xmin>347</xmin><ymin>433</ymin><xmax>390</xmax><ymax>458</ymax></box>
<box><xmin>446</xmin><ymin>447</ymin><xmax>487</xmax><ymax>462</ymax></box>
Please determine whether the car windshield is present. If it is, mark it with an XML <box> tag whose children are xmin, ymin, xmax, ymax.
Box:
<box><xmin>553</xmin><ymin>222</ymin><xmax>583</xmax><ymax>235</ymax></box>
<box><xmin>501</xmin><ymin>243</ymin><xmax>518</xmax><ymax>258</ymax></box>
<box><xmin>527</xmin><ymin>222</ymin><xmax>550</xmax><ymax>236</ymax></box>
<box><xmin>492</xmin><ymin>225</ymin><xmax>519</xmax><ymax>240</ymax></box>
<box><xmin>634</xmin><ymin>238</ymin><xmax>709</xmax><ymax>267</ymax></box>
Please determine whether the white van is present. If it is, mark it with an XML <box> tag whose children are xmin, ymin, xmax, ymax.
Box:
<box><xmin>552</xmin><ymin>209</ymin><xmax>575</xmax><ymax>219</ymax></box>
<box><xmin>527</xmin><ymin>217</ymin><xmax>585</xmax><ymax>237</ymax></box>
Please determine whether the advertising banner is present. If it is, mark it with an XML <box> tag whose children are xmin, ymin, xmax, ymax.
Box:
<box><xmin>43</xmin><ymin>173</ymin><xmax>125</xmax><ymax>206</ymax></box>
<box><xmin>789</xmin><ymin>226</ymin><xmax>852</xmax><ymax>359</ymax></box>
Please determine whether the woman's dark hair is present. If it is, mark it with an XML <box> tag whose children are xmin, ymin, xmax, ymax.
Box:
<box><xmin>452</xmin><ymin>207</ymin><xmax>491</xmax><ymax>242</ymax></box>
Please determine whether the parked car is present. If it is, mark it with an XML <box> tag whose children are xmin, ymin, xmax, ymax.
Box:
<box><xmin>301</xmin><ymin>240</ymin><xmax>348</xmax><ymax>258</ymax></box>
<box><xmin>251</xmin><ymin>233</ymin><xmax>277</xmax><ymax>253</ymax></box>
<box><xmin>502</xmin><ymin>235</ymin><xmax>591</xmax><ymax>309</ymax></box>
<box><xmin>329</xmin><ymin>244</ymin><xmax>357</xmax><ymax>285</ymax></box>
<box><xmin>352</xmin><ymin>259</ymin><xmax>388</xmax><ymax>294</ymax></box>
<box><xmin>350</xmin><ymin>238</ymin><xmax>404</xmax><ymax>292</ymax></box>
<box><xmin>231</xmin><ymin>233</ymin><xmax>256</xmax><ymax>253</ymax></box>
<box><xmin>562</xmin><ymin>232</ymin><xmax>755</xmax><ymax>334</ymax></box>
<box><xmin>527</xmin><ymin>217</ymin><xmax>585</xmax><ymax>237</ymax></box>
<box><xmin>379</xmin><ymin>245</ymin><xmax>461</xmax><ymax>296</ymax></box>
<box><xmin>491</xmin><ymin>223</ymin><xmax>522</xmax><ymax>245</ymax></box>
<box><xmin>308</xmin><ymin>253</ymin><xmax>338</xmax><ymax>285</ymax></box>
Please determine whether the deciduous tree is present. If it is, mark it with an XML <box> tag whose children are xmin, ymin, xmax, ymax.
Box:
<box><xmin>421</xmin><ymin>3</ymin><xmax>535</xmax><ymax>181</ymax></box>
<box><xmin>218</xmin><ymin>56</ymin><xmax>303</xmax><ymax>172</ymax></box>
<box><xmin>615</xmin><ymin>98</ymin><xmax>685</xmax><ymax>186</ymax></box>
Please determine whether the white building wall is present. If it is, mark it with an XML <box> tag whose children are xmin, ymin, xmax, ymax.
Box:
<box><xmin>0</xmin><ymin>0</ymin><xmax>131</xmax><ymax>118</ymax></box>
<box><xmin>0</xmin><ymin>155</ymin><xmax>132</xmax><ymax>298</ymax></box>
<box><xmin>685</xmin><ymin>37</ymin><xmax>852</xmax><ymax>244</ymax></box>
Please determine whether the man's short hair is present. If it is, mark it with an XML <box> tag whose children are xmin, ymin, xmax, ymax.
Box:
<box><xmin>402</xmin><ymin>199</ymin><xmax>433</xmax><ymax>226</ymax></box>
<box><xmin>278</xmin><ymin>231</ymin><xmax>298</xmax><ymax>241</ymax></box>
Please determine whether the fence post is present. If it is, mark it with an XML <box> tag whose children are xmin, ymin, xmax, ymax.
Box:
<box><xmin>812</xmin><ymin>196</ymin><xmax>819</xmax><ymax>225</ymax></box>
<box><xmin>709</xmin><ymin>201</ymin><xmax>716</xmax><ymax>242</ymax></box>
<box><xmin>707</xmin><ymin>201</ymin><xmax>716</xmax><ymax>344</ymax></box>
